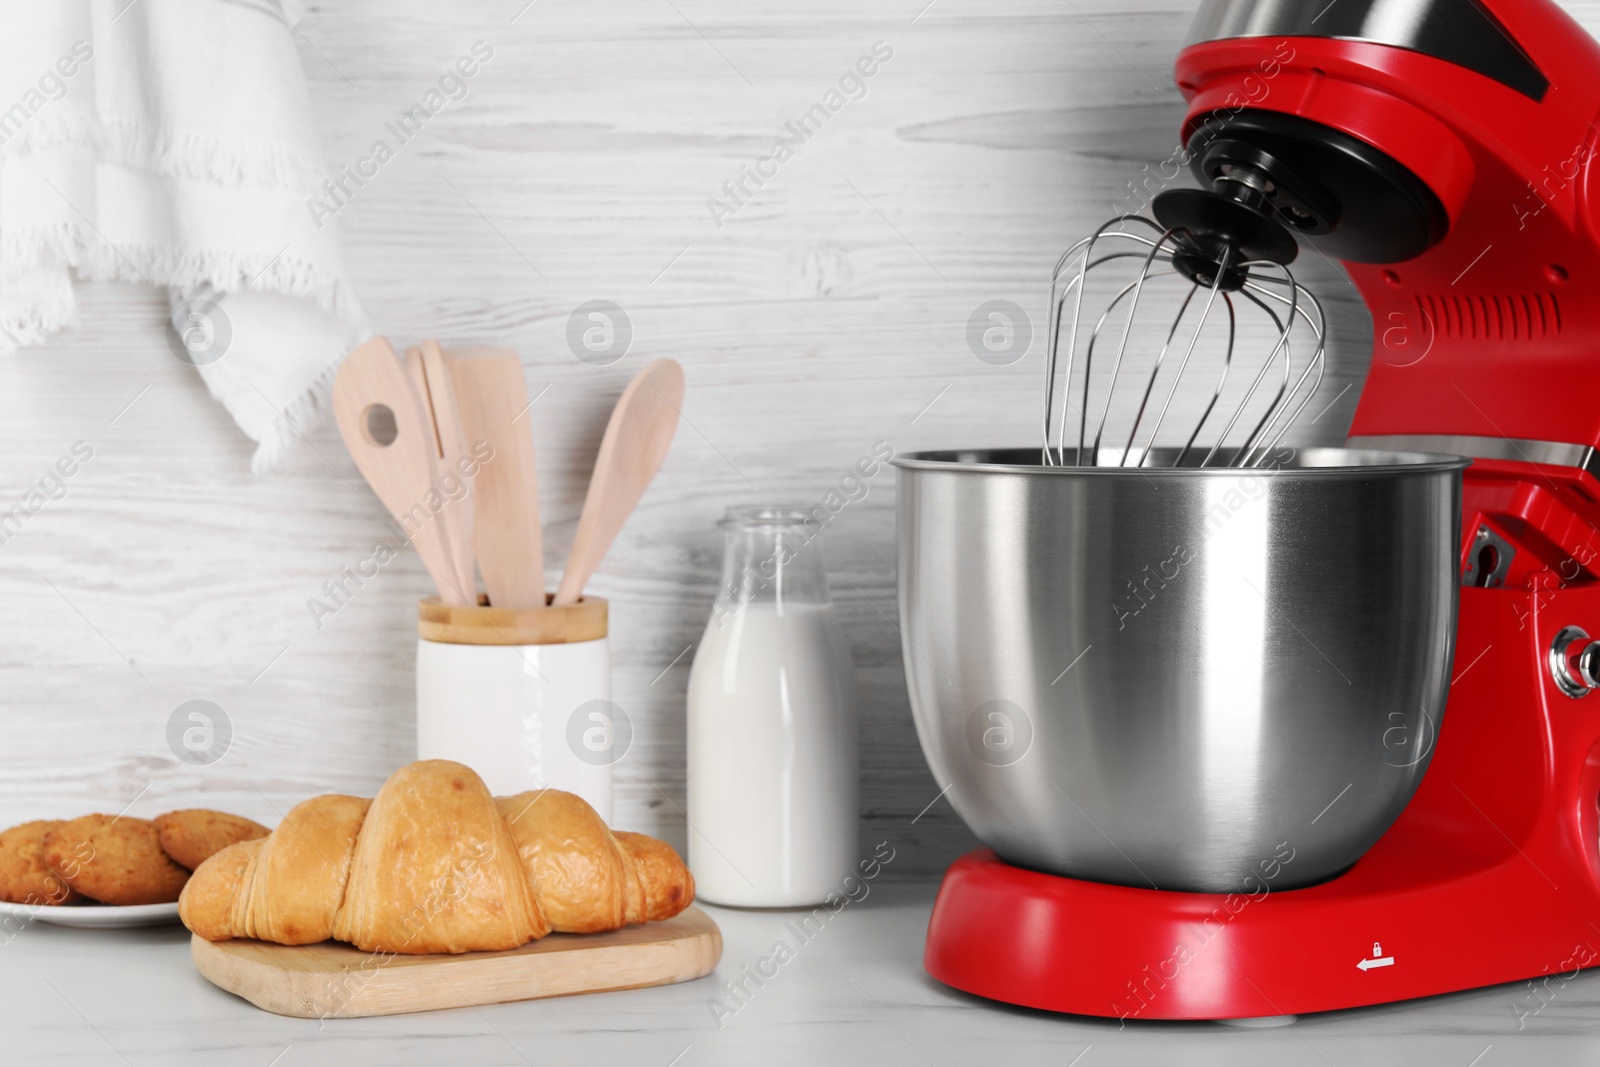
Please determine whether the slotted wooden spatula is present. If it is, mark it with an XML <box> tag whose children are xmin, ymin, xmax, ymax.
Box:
<box><xmin>408</xmin><ymin>341</ymin><xmax>477</xmax><ymax>599</ymax></box>
<box><xmin>333</xmin><ymin>336</ymin><xmax>472</xmax><ymax>605</ymax></box>
<box><xmin>554</xmin><ymin>359</ymin><xmax>684</xmax><ymax>606</ymax></box>
<box><xmin>448</xmin><ymin>348</ymin><xmax>545</xmax><ymax>609</ymax></box>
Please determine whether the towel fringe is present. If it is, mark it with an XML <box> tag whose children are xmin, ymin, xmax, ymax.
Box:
<box><xmin>250</xmin><ymin>345</ymin><xmax>342</xmax><ymax>474</ymax></box>
<box><xmin>102</xmin><ymin>118</ymin><xmax>329</xmax><ymax>196</ymax></box>
<box><xmin>0</xmin><ymin>106</ymin><xmax>102</xmax><ymax>158</ymax></box>
<box><xmin>4</xmin><ymin>114</ymin><xmax>327</xmax><ymax>196</ymax></box>
<box><xmin>1</xmin><ymin>221</ymin><xmax>360</xmax><ymax>476</ymax></box>
<box><xmin>1</xmin><ymin>221</ymin><xmax>359</xmax><ymax>321</ymax></box>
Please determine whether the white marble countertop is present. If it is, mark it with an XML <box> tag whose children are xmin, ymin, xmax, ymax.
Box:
<box><xmin>0</xmin><ymin>883</ymin><xmax>1594</xmax><ymax>1066</ymax></box>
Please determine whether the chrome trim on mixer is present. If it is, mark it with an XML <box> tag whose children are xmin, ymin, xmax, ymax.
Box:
<box><xmin>1185</xmin><ymin>0</ymin><xmax>1548</xmax><ymax>100</ymax></box>
<box><xmin>1550</xmin><ymin>626</ymin><xmax>1599</xmax><ymax>700</ymax></box>
<box><xmin>1347</xmin><ymin>434</ymin><xmax>1600</xmax><ymax>478</ymax></box>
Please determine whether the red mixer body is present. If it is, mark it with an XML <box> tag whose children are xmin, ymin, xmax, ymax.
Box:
<box><xmin>924</xmin><ymin>0</ymin><xmax>1600</xmax><ymax>1019</ymax></box>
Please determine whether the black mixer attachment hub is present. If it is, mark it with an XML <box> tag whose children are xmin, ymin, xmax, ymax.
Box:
<box><xmin>1152</xmin><ymin>111</ymin><xmax>1450</xmax><ymax>289</ymax></box>
<box><xmin>1153</xmin><ymin>110</ymin><xmax>1450</xmax><ymax>285</ymax></box>
<box><xmin>1153</xmin><ymin>186</ymin><xmax>1299</xmax><ymax>291</ymax></box>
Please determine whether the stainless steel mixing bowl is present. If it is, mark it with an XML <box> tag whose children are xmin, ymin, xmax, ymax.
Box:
<box><xmin>896</xmin><ymin>447</ymin><xmax>1466</xmax><ymax>892</ymax></box>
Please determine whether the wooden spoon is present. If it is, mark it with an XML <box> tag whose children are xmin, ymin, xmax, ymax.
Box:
<box><xmin>554</xmin><ymin>359</ymin><xmax>684</xmax><ymax>606</ymax></box>
<box><xmin>332</xmin><ymin>336</ymin><xmax>472</xmax><ymax>605</ymax></box>
<box><xmin>448</xmin><ymin>348</ymin><xmax>546</xmax><ymax>609</ymax></box>
<box><xmin>408</xmin><ymin>341</ymin><xmax>477</xmax><ymax>598</ymax></box>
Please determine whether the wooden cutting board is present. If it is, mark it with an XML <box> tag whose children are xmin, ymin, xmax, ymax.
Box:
<box><xmin>191</xmin><ymin>907</ymin><xmax>721</xmax><ymax>1018</ymax></box>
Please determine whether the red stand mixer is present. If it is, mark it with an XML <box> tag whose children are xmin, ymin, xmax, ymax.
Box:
<box><xmin>911</xmin><ymin>0</ymin><xmax>1600</xmax><ymax>1021</ymax></box>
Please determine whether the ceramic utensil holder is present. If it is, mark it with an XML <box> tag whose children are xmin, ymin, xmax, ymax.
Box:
<box><xmin>416</xmin><ymin>595</ymin><xmax>613</xmax><ymax>822</ymax></box>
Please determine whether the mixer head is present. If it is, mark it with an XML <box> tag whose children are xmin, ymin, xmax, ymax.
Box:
<box><xmin>1043</xmin><ymin>91</ymin><xmax>1460</xmax><ymax>468</ymax></box>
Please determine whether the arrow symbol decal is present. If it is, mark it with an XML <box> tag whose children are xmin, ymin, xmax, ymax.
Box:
<box><xmin>1357</xmin><ymin>955</ymin><xmax>1395</xmax><ymax>971</ymax></box>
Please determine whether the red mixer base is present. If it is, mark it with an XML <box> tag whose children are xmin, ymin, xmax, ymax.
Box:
<box><xmin>928</xmin><ymin>551</ymin><xmax>1600</xmax><ymax>1020</ymax></box>
<box><xmin>925</xmin><ymin>844</ymin><xmax>1598</xmax><ymax>1021</ymax></box>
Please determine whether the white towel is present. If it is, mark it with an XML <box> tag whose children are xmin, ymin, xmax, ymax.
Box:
<box><xmin>0</xmin><ymin>0</ymin><xmax>365</xmax><ymax>473</ymax></box>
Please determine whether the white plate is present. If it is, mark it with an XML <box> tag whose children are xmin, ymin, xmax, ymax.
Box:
<box><xmin>0</xmin><ymin>899</ymin><xmax>180</xmax><ymax>929</ymax></box>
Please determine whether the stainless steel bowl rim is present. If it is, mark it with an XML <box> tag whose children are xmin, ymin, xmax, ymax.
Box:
<box><xmin>893</xmin><ymin>446</ymin><xmax>1471</xmax><ymax>477</ymax></box>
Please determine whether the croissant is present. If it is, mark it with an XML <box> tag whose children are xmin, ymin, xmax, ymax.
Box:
<box><xmin>179</xmin><ymin>760</ymin><xmax>694</xmax><ymax>954</ymax></box>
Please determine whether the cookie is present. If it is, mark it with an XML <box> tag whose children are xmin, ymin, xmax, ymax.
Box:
<box><xmin>154</xmin><ymin>810</ymin><xmax>269</xmax><ymax>871</ymax></box>
<box><xmin>0</xmin><ymin>820</ymin><xmax>83</xmax><ymax>905</ymax></box>
<box><xmin>44</xmin><ymin>815</ymin><xmax>190</xmax><ymax>906</ymax></box>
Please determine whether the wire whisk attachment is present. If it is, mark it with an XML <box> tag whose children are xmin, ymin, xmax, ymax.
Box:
<box><xmin>1041</xmin><ymin>214</ymin><xmax>1326</xmax><ymax>468</ymax></box>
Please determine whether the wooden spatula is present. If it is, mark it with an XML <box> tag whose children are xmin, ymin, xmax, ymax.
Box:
<box><xmin>447</xmin><ymin>348</ymin><xmax>546</xmax><ymax>609</ymax></box>
<box><xmin>333</xmin><ymin>336</ymin><xmax>472</xmax><ymax>605</ymax></box>
<box><xmin>408</xmin><ymin>341</ymin><xmax>477</xmax><ymax>599</ymax></box>
<box><xmin>554</xmin><ymin>359</ymin><xmax>684</xmax><ymax>606</ymax></box>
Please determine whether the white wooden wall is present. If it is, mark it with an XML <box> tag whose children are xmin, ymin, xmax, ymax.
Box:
<box><xmin>4</xmin><ymin>0</ymin><xmax>1591</xmax><ymax>879</ymax></box>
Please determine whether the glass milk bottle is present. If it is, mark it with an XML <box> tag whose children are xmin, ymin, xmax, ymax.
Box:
<box><xmin>687</xmin><ymin>506</ymin><xmax>860</xmax><ymax>907</ymax></box>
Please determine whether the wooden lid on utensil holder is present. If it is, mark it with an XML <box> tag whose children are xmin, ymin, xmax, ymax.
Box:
<box><xmin>417</xmin><ymin>595</ymin><xmax>607</xmax><ymax>646</ymax></box>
